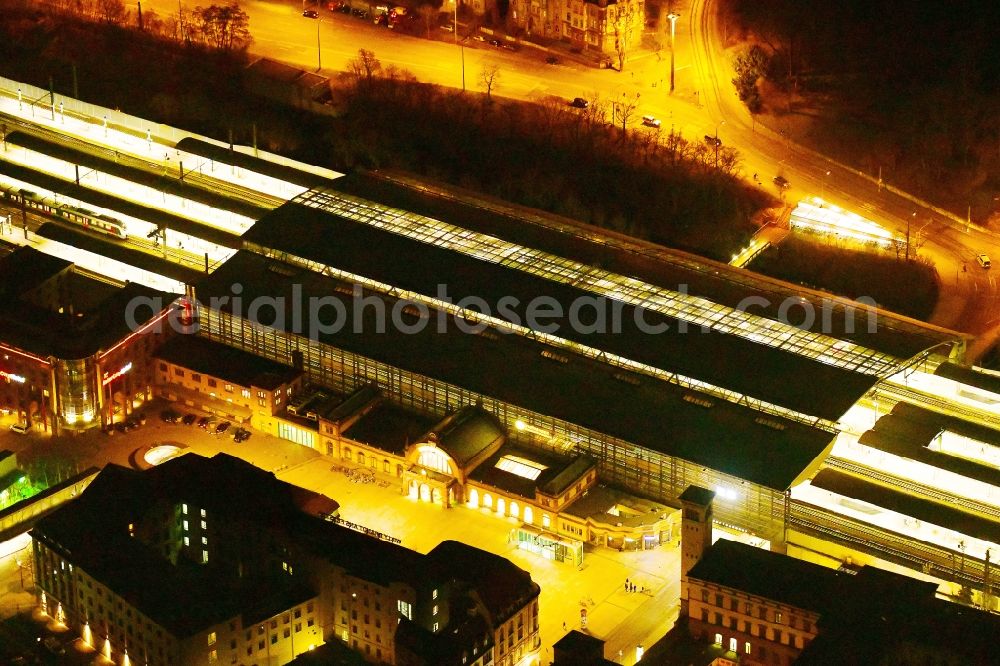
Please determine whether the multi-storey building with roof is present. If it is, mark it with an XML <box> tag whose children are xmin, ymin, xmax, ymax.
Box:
<box><xmin>0</xmin><ymin>245</ymin><xmax>176</xmax><ymax>433</ymax></box>
<box><xmin>30</xmin><ymin>452</ymin><xmax>540</xmax><ymax>666</ymax></box>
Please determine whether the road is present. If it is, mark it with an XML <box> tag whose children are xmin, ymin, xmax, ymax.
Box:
<box><xmin>137</xmin><ymin>0</ymin><xmax>1000</xmax><ymax>344</ymax></box>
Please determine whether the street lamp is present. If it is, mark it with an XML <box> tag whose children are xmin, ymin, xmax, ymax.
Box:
<box><xmin>820</xmin><ymin>169</ymin><xmax>831</xmax><ymax>200</ymax></box>
<box><xmin>713</xmin><ymin>120</ymin><xmax>725</xmax><ymax>169</ymax></box>
<box><xmin>316</xmin><ymin>16</ymin><xmax>322</xmax><ymax>72</ymax></box>
<box><xmin>667</xmin><ymin>10</ymin><xmax>679</xmax><ymax>93</ymax></box>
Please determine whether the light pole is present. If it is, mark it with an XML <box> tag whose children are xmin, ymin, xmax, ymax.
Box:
<box><xmin>453</xmin><ymin>0</ymin><xmax>459</xmax><ymax>43</ymax></box>
<box><xmin>316</xmin><ymin>17</ymin><xmax>322</xmax><ymax>71</ymax></box>
<box><xmin>713</xmin><ymin>120</ymin><xmax>725</xmax><ymax>169</ymax></box>
<box><xmin>667</xmin><ymin>10</ymin><xmax>679</xmax><ymax>93</ymax></box>
<box><xmin>820</xmin><ymin>169</ymin><xmax>831</xmax><ymax>200</ymax></box>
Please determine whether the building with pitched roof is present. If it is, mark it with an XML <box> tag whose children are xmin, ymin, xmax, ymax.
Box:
<box><xmin>30</xmin><ymin>453</ymin><xmax>540</xmax><ymax>666</ymax></box>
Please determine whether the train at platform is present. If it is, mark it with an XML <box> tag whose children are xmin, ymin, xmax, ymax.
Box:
<box><xmin>2</xmin><ymin>186</ymin><xmax>127</xmax><ymax>239</ymax></box>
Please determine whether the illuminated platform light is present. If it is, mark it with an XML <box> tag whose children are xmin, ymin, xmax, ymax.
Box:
<box><xmin>790</xmin><ymin>199</ymin><xmax>898</xmax><ymax>248</ymax></box>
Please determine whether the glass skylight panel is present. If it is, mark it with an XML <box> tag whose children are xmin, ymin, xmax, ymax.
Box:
<box><xmin>496</xmin><ymin>455</ymin><xmax>547</xmax><ymax>480</ymax></box>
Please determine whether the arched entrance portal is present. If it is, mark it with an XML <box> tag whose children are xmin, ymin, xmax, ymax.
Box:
<box><xmin>432</xmin><ymin>487</ymin><xmax>443</xmax><ymax>505</ymax></box>
<box><xmin>419</xmin><ymin>483</ymin><xmax>431</xmax><ymax>502</ymax></box>
<box><xmin>468</xmin><ymin>488</ymin><xmax>479</xmax><ymax>507</ymax></box>
<box><xmin>497</xmin><ymin>498</ymin><xmax>506</xmax><ymax>516</ymax></box>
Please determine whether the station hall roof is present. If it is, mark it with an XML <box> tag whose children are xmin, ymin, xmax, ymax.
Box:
<box><xmin>810</xmin><ymin>468</ymin><xmax>1000</xmax><ymax>545</ymax></box>
<box><xmin>327</xmin><ymin>172</ymin><xmax>963</xmax><ymax>361</ymax></box>
<box><xmin>176</xmin><ymin>137</ymin><xmax>331</xmax><ymax>190</ymax></box>
<box><xmin>156</xmin><ymin>334</ymin><xmax>302</xmax><ymax>390</ymax></box>
<box><xmin>195</xmin><ymin>251</ymin><xmax>837</xmax><ymax>491</ymax></box>
<box><xmin>858</xmin><ymin>402</ymin><xmax>1000</xmax><ymax>488</ymax></box>
<box><xmin>241</xmin><ymin>200</ymin><xmax>877</xmax><ymax>421</ymax></box>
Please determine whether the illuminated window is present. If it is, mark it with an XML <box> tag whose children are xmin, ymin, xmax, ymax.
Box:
<box><xmin>202</xmin><ymin>550</ymin><xmax>209</xmax><ymax>563</ymax></box>
<box><xmin>184</xmin><ymin>537</ymin><xmax>189</xmax><ymax>546</ymax></box>
<box><xmin>775</xmin><ymin>612</ymin><xmax>783</xmax><ymax>624</ymax></box>
<box><xmin>433</xmin><ymin>622</ymin><xmax>438</xmax><ymax>632</ymax></box>
<box><xmin>745</xmin><ymin>642</ymin><xmax>751</xmax><ymax>655</ymax></box>
<box><xmin>225</xmin><ymin>384</ymin><xmax>233</xmax><ymax>393</ymax></box>
<box><xmin>432</xmin><ymin>589</ymin><xmax>438</xmax><ymax>600</ymax></box>
<box><xmin>714</xmin><ymin>634</ymin><xmax>722</xmax><ymax>646</ymax></box>
<box><xmin>202</xmin><ymin>537</ymin><xmax>207</xmax><ymax>545</ymax></box>
<box><xmin>397</xmin><ymin>600</ymin><xmax>412</xmax><ymax>620</ymax></box>
<box><xmin>201</xmin><ymin>520</ymin><xmax>207</xmax><ymax>530</ymax></box>
<box><xmin>201</xmin><ymin>509</ymin><xmax>206</xmax><ymax>518</ymax></box>
<box><xmin>208</xmin><ymin>649</ymin><xmax>217</xmax><ymax>663</ymax></box>
<box><xmin>183</xmin><ymin>520</ymin><xmax>189</xmax><ymax>531</ymax></box>
<box><xmin>417</xmin><ymin>448</ymin><xmax>452</xmax><ymax>475</ymax></box>
<box><xmin>242</xmin><ymin>388</ymin><xmax>251</xmax><ymax>399</ymax></box>
<box><xmin>433</xmin><ymin>605</ymin><xmax>438</xmax><ymax>616</ymax></box>
<box><xmin>729</xmin><ymin>637</ymin><xmax>737</xmax><ymax>652</ymax></box>
<box><xmin>182</xmin><ymin>504</ymin><xmax>188</xmax><ymax>515</ymax></box>
<box><xmin>542</xmin><ymin>514</ymin><xmax>550</xmax><ymax>528</ymax></box>
<box><xmin>495</xmin><ymin>455</ymin><xmax>546</xmax><ymax>480</ymax></box>
<box><xmin>208</xmin><ymin>632</ymin><xmax>217</xmax><ymax>646</ymax></box>
<box><xmin>128</xmin><ymin>523</ymin><xmax>135</xmax><ymax>537</ymax></box>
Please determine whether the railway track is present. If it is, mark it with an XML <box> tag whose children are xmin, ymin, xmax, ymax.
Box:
<box><xmin>1</xmin><ymin>111</ymin><xmax>283</xmax><ymax>211</ymax></box>
<box><xmin>790</xmin><ymin>501</ymin><xmax>988</xmax><ymax>589</ymax></box>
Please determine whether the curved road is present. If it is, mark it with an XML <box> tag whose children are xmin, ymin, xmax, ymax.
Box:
<box><xmin>146</xmin><ymin>0</ymin><xmax>1000</xmax><ymax>345</ymax></box>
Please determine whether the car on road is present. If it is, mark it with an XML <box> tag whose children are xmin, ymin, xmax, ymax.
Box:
<box><xmin>126</xmin><ymin>416</ymin><xmax>142</xmax><ymax>430</ymax></box>
<box><xmin>182</xmin><ymin>413</ymin><xmax>197</xmax><ymax>426</ymax></box>
<box><xmin>160</xmin><ymin>409</ymin><xmax>181</xmax><ymax>423</ymax></box>
<box><xmin>641</xmin><ymin>115</ymin><xmax>661</xmax><ymax>128</ymax></box>
<box><xmin>351</xmin><ymin>8</ymin><xmax>368</xmax><ymax>18</ymax></box>
<box><xmin>977</xmin><ymin>254</ymin><xmax>991</xmax><ymax>269</ymax></box>
<box><xmin>302</xmin><ymin>8</ymin><xmax>319</xmax><ymax>18</ymax></box>
<box><xmin>233</xmin><ymin>427</ymin><xmax>252</xmax><ymax>443</ymax></box>
<box><xmin>489</xmin><ymin>38</ymin><xmax>502</xmax><ymax>47</ymax></box>
<box><xmin>773</xmin><ymin>175</ymin><xmax>790</xmax><ymax>190</ymax></box>
<box><xmin>197</xmin><ymin>416</ymin><xmax>214</xmax><ymax>429</ymax></box>
<box><xmin>569</xmin><ymin>97</ymin><xmax>589</xmax><ymax>108</ymax></box>
<box><xmin>9</xmin><ymin>422</ymin><xmax>28</xmax><ymax>435</ymax></box>
<box><xmin>439</xmin><ymin>22</ymin><xmax>455</xmax><ymax>32</ymax></box>
<box><xmin>215</xmin><ymin>421</ymin><xmax>231</xmax><ymax>435</ymax></box>
<box><xmin>545</xmin><ymin>56</ymin><xmax>559</xmax><ymax>65</ymax></box>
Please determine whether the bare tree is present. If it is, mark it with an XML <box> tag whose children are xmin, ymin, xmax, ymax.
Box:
<box><xmin>192</xmin><ymin>2</ymin><xmax>252</xmax><ymax>51</ymax></box>
<box><xmin>611</xmin><ymin>92</ymin><xmax>640</xmax><ymax>140</ymax></box>
<box><xmin>610</xmin><ymin>0</ymin><xmax>638</xmax><ymax>72</ymax></box>
<box><xmin>96</xmin><ymin>0</ymin><xmax>128</xmax><ymax>24</ymax></box>
<box><xmin>416</xmin><ymin>2</ymin><xmax>439</xmax><ymax>38</ymax></box>
<box><xmin>480</xmin><ymin>63</ymin><xmax>500</xmax><ymax>102</ymax></box>
<box><xmin>349</xmin><ymin>49</ymin><xmax>382</xmax><ymax>85</ymax></box>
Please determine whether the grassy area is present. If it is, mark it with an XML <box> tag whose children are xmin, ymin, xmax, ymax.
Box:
<box><xmin>751</xmin><ymin>235</ymin><xmax>940</xmax><ymax>321</ymax></box>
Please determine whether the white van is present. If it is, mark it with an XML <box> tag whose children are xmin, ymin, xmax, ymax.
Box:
<box><xmin>9</xmin><ymin>423</ymin><xmax>29</xmax><ymax>434</ymax></box>
<box><xmin>977</xmin><ymin>254</ymin><xmax>991</xmax><ymax>269</ymax></box>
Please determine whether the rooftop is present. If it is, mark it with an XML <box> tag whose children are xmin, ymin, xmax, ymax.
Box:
<box><xmin>678</xmin><ymin>485</ymin><xmax>717</xmax><ymax>506</ymax></box>
<box><xmin>0</xmin><ymin>245</ymin><xmax>70</xmax><ymax>297</ymax></box>
<box><xmin>468</xmin><ymin>444</ymin><xmax>594</xmax><ymax>500</ymax></box>
<box><xmin>342</xmin><ymin>400</ymin><xmax>436</xmax><ymax>457</ymax></box>
<box><xmin>562</xmin><ymin>485</ymin><xmax>675</xmax><ymax>528</ymax></box>
<box><xmin>241</xmin><ymin>197</ymin><xmax>878</xmax><ymax>422</ymax></box>
<box><xmin>30</xmin><ymin>454</ymin><xmax>345</xmax><ymax>636</ymax></box>
<box><xmin>194</xmin><ymin>251</ymin><xmax>837</xmax><ymax>491</ymax></box>
<box><xmin>176</xmin><ymin>137</ymin><xmax>331</xmax><ymax>190</ymax></box>
<box><xmin>326</xmin><ymin>173</ymin><xmax>962</xmax><ymax>363</ymax></box>
<box><xmin>809</xmin><ymin>467</ymin><xmax>1000</xmax><ymax>545</ymax></box>
<box><xmin>155</xmin><ymin>334</ymin><xmax>302</xmax><ymax>390</ymax></box>
<box><xmin>0</xmin><ymin>249</ymin><xmax>176</xmax><ymax>359</ymax></box>
<box><xmin>429</xmin><ymin>406</ymin><xmax>506</xmax><ymax>467</ymax></box>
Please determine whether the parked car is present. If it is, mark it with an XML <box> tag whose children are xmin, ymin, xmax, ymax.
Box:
<box><xmin>545</xmin><ymin>56</ymin><xmax>560</xmax><ymax>65</ymax></box>
<box><xmin>439</xmin><ymin>22</ymin><xmax>455</xmax><ymax>32</ymax></box>
<box><xmin>302</xmin><ymin>8</ymin><xmax>319</xmax><ymax>18</ymax></box>
<box><xmin>182</xmin><ymin>413</ymin><xmax>197</xmax><ymax>426</ymax></box>
<box><xmin>351</xmin><ymin>8</ymin><xmax>368</xmax><ymax>18</ymax></box>
<box><xmin>197</xmin><ymin>416</ymin><xmax>213</xmax><ymax>429</ymax></box>
<box><xmin>215</xmin><ymin>421</ymin><xmax>231</xmax><ymax>435</ymax></box>
<box><xmin>233</xmin><ymin>428</ymin><xmax>252</xmax><ymax>443</ymax></box>
<box><xmin>338</xmin><ymin>3</ymin><xmax>352</xmax><ymax>12</ymax></box>
<box><xmin>9</xmin><ymin>422</ymin><xmax>29</xmax><ymax>435</ymax></box>
<box><xmin>160</xmin><ymin>409</ymin><xmax>181</xmax><ymax>423</ymax></box>
<box><xmin>125</xmin><ymin>416</ymin><xmax>142</xmax><ymax>430</ymax></box>
<box><xmin>773</xmin><ymin>175</ymin><xmax>790</xmax><ymax>190</ymax></box>
<box><xmin>641</xmin><ymin>115</ymin><xmax>661</xmax><ymax>128</ymax></box>
<box><xmin>489</xmin><ymin>38</ymin><xmax>502</xmax><ymax>47</ymax></box>
<box><xmin>569</xmin><ymin>97</ymin><xmax>589</xmax><ymax>108</ymax></box>
<box><xmin>977</xmin><ymin>254</ymin><xmax>991</xmax><ymax>269</ymax></box>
